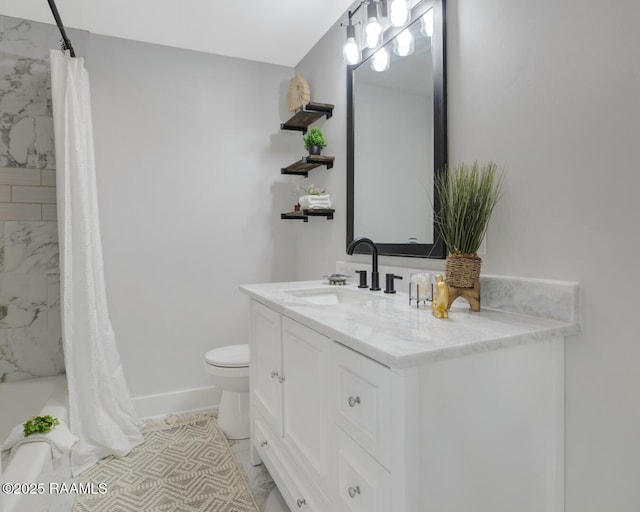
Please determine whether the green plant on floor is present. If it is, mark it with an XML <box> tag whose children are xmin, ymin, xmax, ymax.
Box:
<box><xmin>303</xmin><ymin>127</ymin><xmax>327</xmax><ymax>150</ymax></box>
<box><xmin>23</xmin><ymin>415</ymin><xmax>60</xmax><ymax>437</ymax></box>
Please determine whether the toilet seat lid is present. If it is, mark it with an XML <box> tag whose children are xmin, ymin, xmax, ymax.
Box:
<box><xmin>205</xmin><ymin>344</ymin><xmax>249</xmax><ymax>368</ymax></box>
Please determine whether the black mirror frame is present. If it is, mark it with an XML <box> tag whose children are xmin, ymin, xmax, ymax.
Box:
<box><xmin>346</xmin><ymin>0</ymin><xmax>447</xmax><ymax>258</ymax></box>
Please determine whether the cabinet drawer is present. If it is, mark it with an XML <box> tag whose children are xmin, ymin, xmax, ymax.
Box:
<box><xmin>333</xmin><ymin>342</ymin><xmax>391</xmax><ymax>468</ymax></box>
<box><xmin>334</xmin><ymin>426</ymin><xmax>391</xmax><ymax>512</ymax></box>
<box><xmin>254</xmin><ymin>412</ymin><xmax>330</xmax><ymax>512</ymax></box>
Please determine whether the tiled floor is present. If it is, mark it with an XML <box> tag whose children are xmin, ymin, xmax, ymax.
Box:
<box><xmin>229</xmin><ymin>439</ymin><xmax>290</xmax><ymax>512</ymax></box>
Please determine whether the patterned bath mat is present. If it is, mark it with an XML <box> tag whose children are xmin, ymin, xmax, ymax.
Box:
<box><xmin>73</xmin><ymin>413</ymin><xmax>260</xmax><ymax>512</ymax></box>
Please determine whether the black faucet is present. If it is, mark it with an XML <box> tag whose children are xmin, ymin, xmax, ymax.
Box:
<box><xmin>347</xmin><ymin>237</ymin><xmax>380</xmax><ymax>291</ymax></box>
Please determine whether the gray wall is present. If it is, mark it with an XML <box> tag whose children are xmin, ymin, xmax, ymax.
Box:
<box><xmin>295</xmin><ymin>0</ymin><xmax>640</xmax><ymax>509</ymax></box>
<box><xmin>85</xmin><ymin>35</ymin><xmax>298</xmax><ymax>398</ymax></box>
<box><xmin>2</xmin><ymin>16</ymin><xmax>299</xmax><ymax>398</ymax></box>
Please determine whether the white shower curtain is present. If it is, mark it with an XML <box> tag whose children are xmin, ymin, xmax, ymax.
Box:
<box><xmin>49</xmin><ymin>50</ymin><xmax>143</xmax><ymax>476</ymax></box>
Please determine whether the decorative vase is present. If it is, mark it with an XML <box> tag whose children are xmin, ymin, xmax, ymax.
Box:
<box><xmin>308</xmin><ymin>145</ymin><xmax>321</xmax><ymax>156</ymax></box>
<box><xmin>445</xmin><ymin>253</ymin><xmax>482</xmax><ymax>312</ymax></box>
<box><xmin>445</xmin><ymin>253</ymin><xmax>482</xmax><ymax>288</ymax></box>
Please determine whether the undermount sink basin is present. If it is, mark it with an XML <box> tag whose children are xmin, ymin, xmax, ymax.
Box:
<box><xmin>284</xmin><ymin>287</ymin><xmax>384</xmax><ymax>305</ymax></box>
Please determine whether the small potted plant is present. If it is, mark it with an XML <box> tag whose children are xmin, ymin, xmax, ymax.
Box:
<box><xmin>303</xmin><ymin>127</ymin><xmax>327</xmax><ymax>156</ymax></box>
<box><xmin>433</xmin><ymin>161</ymin><xmax>504</xmax><ymax>310</ymax></box>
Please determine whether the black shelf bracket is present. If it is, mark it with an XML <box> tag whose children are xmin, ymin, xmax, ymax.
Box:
<box><xmin>280</xmin><ymin>209</ymin><xmax>335</xmax><ymax>222</ymax></box>
<box><xmin>280</xmin><ymin>102</ymin><xmax>335</xmax><ymax>133</ymax></box>
<box><xmin>281</xmin><ymin>155</ymin><xmax>335</xmax><ymax>177</ymax></box>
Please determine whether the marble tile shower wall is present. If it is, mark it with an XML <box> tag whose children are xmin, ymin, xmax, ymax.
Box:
<box><xmin>0</xmin><ymin>16</ymin><xmax>87</xmax><ymax>381</ymax></box>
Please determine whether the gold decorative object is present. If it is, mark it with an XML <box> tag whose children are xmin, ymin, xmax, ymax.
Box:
<box><xmin>432</xmin><ymin>274</ymin><xmax>449</xmax><ymax>319</ymax></box>
<box><xmin>447</xmin><ymin>282</ymin><xmax>481</xmax><ymax>312</ymax></box>
<box><xmin>287</xmin><ymin>73</ymin><xmax>311</xmax><ymax>113</ymax></box>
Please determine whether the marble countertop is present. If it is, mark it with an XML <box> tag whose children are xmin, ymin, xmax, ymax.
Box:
<box><xmin>239</xmin><ymin>280</ymin><xmax>580</xmax><ymax>369</ymax></box>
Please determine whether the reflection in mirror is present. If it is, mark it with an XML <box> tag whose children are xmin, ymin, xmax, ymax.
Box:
<box><xmin>354</xmin><ymin>20</ymin><xmax>433</xmax><ymax>244</ymax></box>
<box><xmin>347</xmin><ymin>0</ymin><xmax>447</xmax><ymax>258</ymax></box>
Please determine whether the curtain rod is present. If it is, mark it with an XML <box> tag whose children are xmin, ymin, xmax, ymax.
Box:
<box><xmin>47</xmin><ymin>0</ymin><xmax>76</xmax><ymax>57</ymax></box>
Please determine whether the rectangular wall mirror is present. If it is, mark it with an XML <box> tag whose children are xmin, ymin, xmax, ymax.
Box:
<box><xmin>347</xmin><ymin>0</ymin><xmax>447</xmax><ymax>258</ymax></box>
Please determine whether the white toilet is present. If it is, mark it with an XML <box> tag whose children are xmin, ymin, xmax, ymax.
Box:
<box><xmin>204</xmin><ymin>344</ymin><xmax>250</xmax><ymax>440</ymax></box>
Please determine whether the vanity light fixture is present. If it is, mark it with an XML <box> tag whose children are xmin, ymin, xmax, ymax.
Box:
<box><xmin>393</xmin><ymin>27</ymin><xmax>414</xmax><ymax>56</ymax></box>
<box><xmin>371</xmin><ymin>46</ymin><xmax>390</xmax><ymax>71</ymax></box>
<box><xmin>342</xmin><ymin>0</ymin><xmax>422</xmax><ymax>71</ymax></box>
<box><xmin>343</xmin><ymin>18</ymin><xmax>362</xmax><ymax>64</ymax></box>
<box><xmin>389</xmin><ymin>0</ymin><xmax>411</xmax><ymax>26</ymax></box>
<box><xmin>364</xmin><ymin>1</ymin><xmax>383</xmax><ymax>48</ymax></box>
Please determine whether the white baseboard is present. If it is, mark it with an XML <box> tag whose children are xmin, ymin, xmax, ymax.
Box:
<box><xmin>133</xmin><ymin>385</ymin><xmax>221</xmax><ymax>419</ymax></box>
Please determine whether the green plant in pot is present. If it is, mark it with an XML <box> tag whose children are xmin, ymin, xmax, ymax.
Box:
<box><xmin>303</xmin><ymin>127</ymin><xmax>327</xmax><ymax>156</ymax></box>
<box><xmin>433</xmin><ymin>161</ymin><xmax>504</xmax><ymax>310</ymax></box>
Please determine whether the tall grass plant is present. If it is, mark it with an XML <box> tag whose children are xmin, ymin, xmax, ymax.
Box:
<box><xmin>434</xmin><ymin>161</ymin><xmax>505</xmax><ymax>256</ymax></box>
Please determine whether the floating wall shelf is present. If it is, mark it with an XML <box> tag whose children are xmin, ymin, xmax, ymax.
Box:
<box><xmin>280</xmin><ymin>102</ymin><xmax>334</xmax><ymax>133</ymax></box>
<box><xmin>281</xmin><ymin>155</ymin><xmax>335</xmax><ymax>177</ymax></box>
<box><xmin>279</xmin><ymin>100</ymin><xmax>335</xmax><ymax>222</ymax></box>
<box><xmin>281</xmin><ymin>209</ymin><xmax>335</xmax><ymax>222</ymax></box>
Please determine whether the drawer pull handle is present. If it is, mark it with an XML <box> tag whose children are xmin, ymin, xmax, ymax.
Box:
<box><xmin>348</xmin><ymin>485</ymin><xmax>361</xmax><ymax>498</ymax></box>
<box><xmin>347</xmin><ymin>395</ymin><xmax>361</xmax><ymax>408</ymax></box>
<box><xmin>259</xmin><ymin>440</ymin><xmax>268</xmax><ymax>447</ymax></box>
<box><xmin>296</xmin><ymin>498</ymin><xmax>306</xmax><ymax>508</ymax></box>
<box><xmin>270</xmin><ymin>370</ymin><xmax>279</xmax><ymax>379</ymax></box>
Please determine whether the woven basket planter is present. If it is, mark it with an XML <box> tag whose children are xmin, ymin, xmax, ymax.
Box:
<box><xmin>445</xmin><ymin>254</ymin><xmax>482</xmax><ymax>289</ymax></box>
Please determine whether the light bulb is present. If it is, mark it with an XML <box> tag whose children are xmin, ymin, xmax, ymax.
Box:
<box><xmin>394</xmin><ymin>28</ymin><xmax>413</xmax><ymax>57</ymax></box>
<box><xmin>343</xmin><ymin>37</ymin><xmax>361</xmax><ymax>65</ymax></box>
<box><xmin>365</xmin><ymin>18</ymin><xmax>383</xmax><ymax>48</ymax></box>
<box><xmin>343</xmin><ymin>22</ymin><xmax>361</xmax><ymax>65</ymax></box>
<box><xmin>422</xmin><ymin>9</ymin><xmax>434</xmax><ymax>37</ymax></box>
<box><xmin>389</xmin><ymin>0</ymin><xmax>410</xmax><ymax>27</ymax></box>
<box><xmin>371</xmin><ymin>47</ymin><xmax>390</xmax><ymax>72</ymax></box>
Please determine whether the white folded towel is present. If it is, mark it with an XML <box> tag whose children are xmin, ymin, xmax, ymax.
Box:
<box><xmin>1</xmin><ymin>420</ymin><xmax>79</xmax><ymax>460</ymax></box>
<box><xmin>299</xmin><ymin>194</ymin><xmax>332</xmax><ymax>209</ymax></box>
<box><xmin>307</xmin><ymin>195</ymin><xmax>332</xmax><ymax>209</ymax></box>
<box><xmin>308</xmin><ymin>194</ymin><xmax>330</xmax><ymax>202</ymax></box>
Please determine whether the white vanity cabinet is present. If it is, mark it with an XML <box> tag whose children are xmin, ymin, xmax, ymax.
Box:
<box><xmin>249</xmin><ymin>299</ymin><xmax>416</xmax><ymax>512</ymax></box>
<box><xmin>243</xmin><ymin>277</ymin><xmax>578</xmax><ymax>512</ymax></box>
<box><xmin>249</xmin><ymin>300</ymin><xmax>332</xmax><ymax>510</ymax></box>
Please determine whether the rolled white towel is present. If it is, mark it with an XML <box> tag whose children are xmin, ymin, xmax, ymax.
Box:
<box><xmin>1</xmin><ymin>420</ymin><xmax>79</xmax><ymax>460</ymax></box>
<box><xmin>298</xmin><ymin>195</ymin><xmax>310</xmax><ymax>208</ymax></box>
<box><xmin>299</xmin><ymin>194</ymin><xmax>332</xmax><ymax>209</ymax></box>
